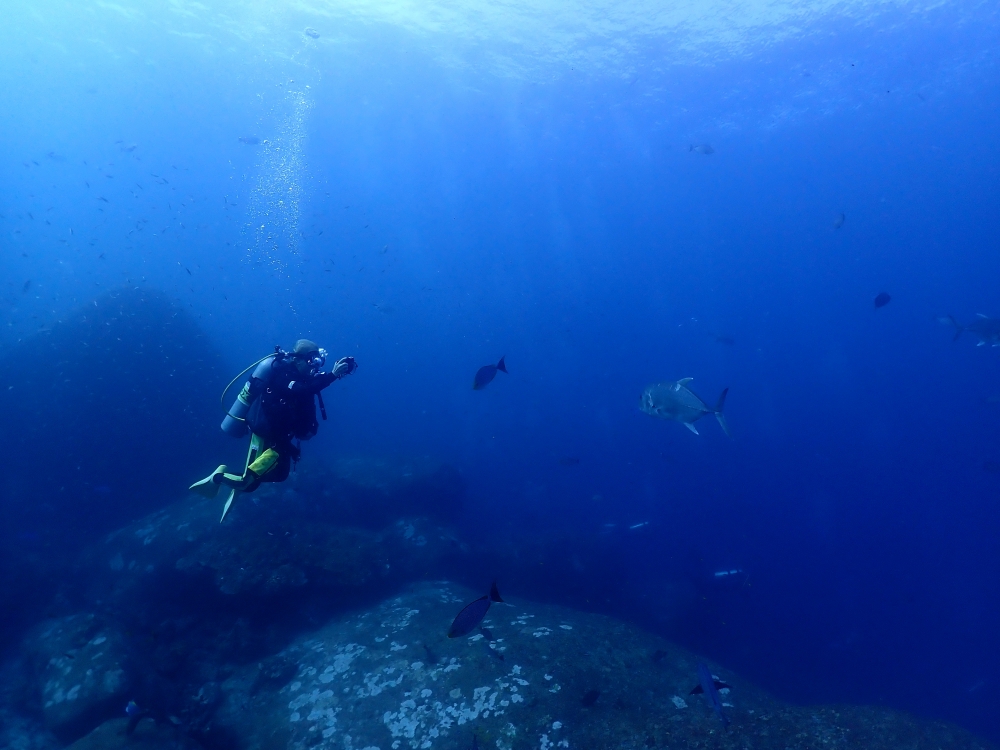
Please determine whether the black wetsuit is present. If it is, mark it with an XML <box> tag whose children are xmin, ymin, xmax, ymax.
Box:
<box><xmin>244</xmin><ymin>354</ymin><xmax>339</xmax><ymax>483</ymax></box>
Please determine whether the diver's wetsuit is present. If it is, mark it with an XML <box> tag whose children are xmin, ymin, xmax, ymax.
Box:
<box><xmin>232</xmin><ymin>353</ymin><xmax>341</xmax><ymax>491</ymax></box>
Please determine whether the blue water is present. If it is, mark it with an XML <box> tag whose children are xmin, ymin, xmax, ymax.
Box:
<box><xmin>2</xmin><ymin>0</ymin><xmax>999</xmax><ymax>743</ymax></box>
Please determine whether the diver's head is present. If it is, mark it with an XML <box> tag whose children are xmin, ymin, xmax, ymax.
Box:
<box><xmin>292</xmin><ymin>339</ymin><xmax>327</xmax><ymax>373</ymax></box>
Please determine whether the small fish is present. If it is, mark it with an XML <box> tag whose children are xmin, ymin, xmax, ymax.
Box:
<box><xmin>710</xmin><ymin>332</ymin><xmax>736</xmax><ymax>346</ymax></box>
<box><xmin>473</xmin><ymin>356</ymin><xmax>507</xmax><ymax>390</ymax></box>
<box><xmin>238</xmin><ymin>136</ymin><xmax>261</xmax><ymax>145</ymax></box>
<box><xmin>448</xmin><ymin>581</ymin><xmax>503</xmax><ymax>638</ymax></box>
<box><xmin>640</xmin><ymin>378</ymin><xmax>730</xmax><ymax>436</ymax></box>
<box><xmin>629</xmin><ymin>521</ymin><xmax>649</xmax><ymax>530</ymax></box>
<box><xmin>120</xmin><ymin>144</ymin><xmax>137</xmax><ymax>152</ymax></box>
<box><xmin>941</xmin><ymin>315</ymin><xmax>1000</xmax><ymax>347</ymax></box>
<box><xmin>581</xmin><ymin>689</ymin><xmax>600</xmax><ymax>707</ymax></box>
<box><xmin>304</xmin><ymin>28</ymin><xmax>320</xmax><ymax>39</ymax></box>
<box><xmin>22</xmin><ymin>280</ymin><xmax>31</xmax><ymax>293</ymax></box>
<box><xmin>125</xmin><ymin>700</ymin><xmax>146</xmax><ymax>735</ymax></box>
<box><xmin>98</xmin><ymin>196</ymin><xmax>108</xmax><ymax>203</ymax></box>
<box><xmin>833</xmin><ymin>213</ymin><xmax>846</xmax><ymax>229</ymax></box>
<box><xmin>690</xmin><ymin>663</ymin><xmax>731</xmax><ymax>727</ymax></box>
<box><xmin>558</xmin><ymin>456</ymin><xmax>580</xmax><ymax>466</ymax></box>
<box><xmin>874</xmin><ymin>292</ymin><xmax>891</xmax><ymax>308</ymax></box>
<box><xmin>689</xmin><ymin>144</ymin><xmax>714</xmax><ymax>155</ymax></box>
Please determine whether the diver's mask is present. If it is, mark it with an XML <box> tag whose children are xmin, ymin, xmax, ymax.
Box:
<box><xmin>299</xmin><ymin>348</ymin><xmax>327</xmax><ymax>370</ymax></box>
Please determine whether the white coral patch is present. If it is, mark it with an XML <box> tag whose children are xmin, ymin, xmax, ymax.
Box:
<box><xmin>671</xmin><ymin>695</ymin><xmax>687</xmax><ymax>709</ymax></box>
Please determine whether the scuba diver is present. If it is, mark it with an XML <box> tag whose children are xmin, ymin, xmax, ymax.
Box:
<box><xmin>189</xmin><ymin>339</ymin><xmax>357</xmax><ymax>521</ymax></box>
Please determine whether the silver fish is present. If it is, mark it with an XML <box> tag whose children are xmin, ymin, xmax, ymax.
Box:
<box><xmin>640</xmin><ymin>378</ymin><xmax>730</xmax><ymax>436</ymax></box>
<box><xmin>941</xmin><ymin>315</ymin><xmax>1000</xmax><ymax>347</ymax></box>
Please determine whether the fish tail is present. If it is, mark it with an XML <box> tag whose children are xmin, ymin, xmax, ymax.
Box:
<box><xmin>496</xmin><ymin>356</ymin><xmax>507</xmax><ymax>374</ymax></box>
<box><xmin>489</xmin><ymin>580</ymin><xmax>504</xmax><ymax>603</ymax></box>
<box><xmin>714</xmin><ymin>388</ymin><xmax>731</xmax><ymax>438</ymax></box>
<box><xmin>944</xmin><ymin>315</ymin><xmax>963</xmax><ymax>341</ymax></box>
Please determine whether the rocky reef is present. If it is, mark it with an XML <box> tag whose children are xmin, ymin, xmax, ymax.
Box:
<box><xmin>0</xmin><ymin>459</ymin><xmax>994</xmax><ymax>749</ymax></box>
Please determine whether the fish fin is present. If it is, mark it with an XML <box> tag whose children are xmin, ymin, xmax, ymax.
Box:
<box><xmin>685</xmin><ymin>423</ymin><xmax>699</xmax><ymax>435</ymax></box>
<box><xmin>677</xmin><ymin>377</ymin><xmax>693</xmax><ymax>386</ymax></box>
<box><xmin>688</xmin><ymin>144</ymin><xmax>694</xmax><ymax>151</ymax></box>
<box><xmin>490</xmin><ymin>580</ymin><xmax>504</xmax><ymax>603</ymax></box>
<box><xmin>940</xmin><ymin>315</ymin><xmax>963</xmax><ymax>341</ymax></box>
<box><xmin>496</xmin><ymin>356</ymin><xmax>507</xmax><ymax>374</ymax></box>
<box><xmin>713</xmin><ymin>680</ymin><xmax>731</xmax><ymax>690</ymax></box>
<box><xmin>690</xmin><ymin>685</ymin><xmax>704</xmax><ymax>694</ymax></box>
<box><xmin>714</xmin><ymin>388</ymin><xmax>731</xmax><ymax>437</ymax></box>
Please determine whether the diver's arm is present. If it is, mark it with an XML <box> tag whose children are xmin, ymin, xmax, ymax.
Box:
<box><xmin>288</xmin><ymin>357</ymin><xmax>356</xmax><ymax>394</ymax></box>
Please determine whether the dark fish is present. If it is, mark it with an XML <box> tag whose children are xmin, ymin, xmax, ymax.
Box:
<box><xmin>125</xmin><ymin>700</ymin><xmax>146</xmax><ymax>735</ymax></box>
<box><xmin>22</xmin><ymin>280</ymin><xmax>31</xmax><ymax>293</ymax></box>
<box><xmin>689</xmin><ymin>144</ymin><xmax>714</xmax><ymax>155</ymax></box>
<box><xmin>558</xmin><ymin>456</ymin><xmax>580</xmax><ymax>466</ymax></box>
<box><xmin>473</xmin><ymin>356</ymin><xmax>507</xmax><ymax>390</ymax></box>
<box><xmin>479</xmin><ymin>626</ymin><xmax>495</xmax><ymax>641</ymax></box>
<box><xmin>238</xmin><ymin>136</ymin><xmax>261</xmax><ymax>145</ymax></box>
<box><xmin>304</xmin><ymin>28</ymin><xmax>320</xmax><ymax>38</ymax></box>
<box><xmin>448</xmin><ymin>581</ymin><xmax>503</xmax><ymax>637</ymax></box>
<box><xmin>690</xmin><ymin>663</ymin><xmax>731</xmax><ymax>727</ymax></box>
<box><xmin>581</xmin><ymin>689</ymin><xmax>600</xmax><ymax>707</ymax></box>
<box><xmin>833</xmin><ymin>213</ymin><xmax>846</xmax><ymax>229</ymax></box>
<box><xmin>874</xmin><ymin>292</ymin><xmax>891</xmax><ymax>308</ymax></box>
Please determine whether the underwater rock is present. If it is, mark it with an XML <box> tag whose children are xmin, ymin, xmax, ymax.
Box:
<box><xmin>0</xmin><ymin>287</ymin><xmax>228</xmax><ymax>556</ymax></box>
<box><xmin>210</xmin><ymin>583</ymin><xmax>994</xmax><ymax>750</ymax></box>
<box><xmin>66</xmin><ymin>717</ymin><xmax>202</xmax><ymax>749</ymax></box>
<box><xmin>23</xmin><ymin>614</ymin><xmax>131</xmax><ymax>742</ymax></box>
<box><xmin>300</xmin><ymin>455</ymin><xmax>467</xmax><ymax>528</ymax></box>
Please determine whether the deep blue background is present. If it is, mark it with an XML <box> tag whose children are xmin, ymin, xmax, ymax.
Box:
<box><xmin>1</xmin><ymin>0</ymin><xmax>998</xmax><ymax>743</ymax></box>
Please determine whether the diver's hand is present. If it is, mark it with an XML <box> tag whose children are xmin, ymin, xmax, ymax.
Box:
<box><xmin>332</xmin><ymin>356</ymin><xmax>357</xmax><ymax>378</ymax></box>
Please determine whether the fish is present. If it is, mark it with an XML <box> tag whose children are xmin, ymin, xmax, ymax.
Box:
<box><xmin>833</xmin><ymin>213</ymin><xmax>846</xmax><ymax>229</ymax></box>
<box><xmin>690</xmin><ymin>663</ymin><xmax>731</xmax><ymax>727</ymax></box>
<box><xmin>940</xmin><ymin>315</ymin><xmax>1000</xmax><ymax>346</ymax></box>
<box><xmin>448</xmin><ymin>581</ymin><xmax>503</xmax><ymax>638</ymax></box>
<box><xmin>581</xmin><ymin>689</ymin><xmax>600</xmax><ymax>707</ymax></box>
<box><xmin>125</xmin><ymin>700</ymin><xmax>146</xmax><ymax>735</ymax></box>
<box><xmin>639</xmin><ymin>378</ymin><xmax>730</xmax><ymax>437</ymax></box>
<box><xmin>473</xmin><ymin>356</ymin><xmax>507</xmax><ymax>390</ymax></box>
<box><xmin>689</xmin><ymin>144</ymin><xmax>714</xmax><ymax>155</ymax></box>
<box><xmin>709</xmin><ymin>332</ymin><xmax>735</xmax><ymax>346</ymax></box>
<box><xmin>304</xmin><ymin>28</ymin><xmax>320</xmax><ymax>39</ymax></box>
<box><xmin>22</xmin><ymin>280</ymin><xmax>31</xmax><ymax>293</ymax></box>
<box><xmin>238</xmin><ymin>136</ymin><xmax>261</xmax><ymax>145</ymax></box>
<box><xmin>874</xmin><ymin>292</ymin><xmax>891</xmax><ymax>308</ymax></box>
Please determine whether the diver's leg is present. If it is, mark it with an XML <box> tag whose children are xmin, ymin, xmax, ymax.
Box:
<box><xmin>218</xmin><ymin>434</ymin><xmax>265</xmax><ymax>522</ymax></box>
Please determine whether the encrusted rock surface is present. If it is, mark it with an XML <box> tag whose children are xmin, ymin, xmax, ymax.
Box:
<box><xmin>212</xmin><ymin>583</ymin><xmax>993</xmax><ymax>750</ymax></box>
<box><xmin>23</xmin><ymin>614</ymin><xmax>131</xmax><ymax>741</ymax></box>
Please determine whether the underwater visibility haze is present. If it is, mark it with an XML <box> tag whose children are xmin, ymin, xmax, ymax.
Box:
<box><xmin>1</xmin><ymin>0</ymin><xmax>999</xmax><ymax>747</ymax></box>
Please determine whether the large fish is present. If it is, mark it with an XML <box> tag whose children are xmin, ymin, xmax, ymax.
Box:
<box><xmin>941</xmin><ymin>315</ymin><xmax>1000</xmax><ymax>346</ymax></box>
<box><xmin>690</xmin><ymin>663</ymin><xmax>731</xmax><ymax>727</ymax></box>
<box><xmin>448</xmin><ymin>582</ymin><xmax>503</xmax><ymax>637</ymax></box>
<box><xmin>473</xmin><ymin>356</ymin><xmax>507</xmax><ymax>390</ymax></box>
<box><xmin>640</xmin><ymin>378</ymin><xmax>730</xmax><ymax>437</ymax></box>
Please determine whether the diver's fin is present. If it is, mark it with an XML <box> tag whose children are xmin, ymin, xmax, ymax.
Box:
<box><xmin>189</xmin><ymin>465</ymin><xmax>227</xmax><ymax>499</ymax></box>
<box><xmin>220</xmin><ymin>488</ymin><xmax>240</xmax><ymax>523</ymax></box>
<box><xmin>489</xmin><ymin>580</ymin><xmax>504</xmax><ymax>603</ymax></box>
<box><xmin>685</xmin><ymin>422</ymin><xmax>699</xmax><ymax>435</ymax></box>
<box><xmin>496</xmin><ymin>356</ymin><xmax>507</xmax><ymax>374</ymax></box>
<box><xmin>714</xmin><ymin>388</ymin><xmax>731</xmax><ymax>438</ymax></box>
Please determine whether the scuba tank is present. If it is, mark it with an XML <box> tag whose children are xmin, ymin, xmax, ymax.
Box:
<box><xmin>220</xmin><ymin>351</ymin><xmax>278</xmax><ymax>437</ymax></box>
